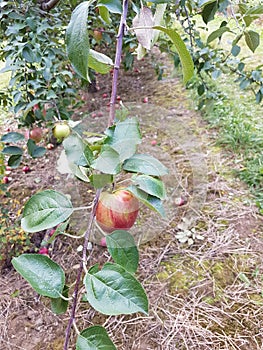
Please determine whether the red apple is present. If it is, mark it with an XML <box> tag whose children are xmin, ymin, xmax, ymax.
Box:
<box><xmin>22</xmin><ymin>165</ymin><xmax>31</xmax><ymax>173</ymax></box>
<box><xmin>47</xmin><ymin>143</ymin><xmax>55</xmax><ymax>150</ymax></box>
<box><xmin>143</xmin><ymin>97</ymin><xmax>148</xmax><ymax>103</ymax></box>
<box><xmin>29</xmin><ymin>127</ymin><xmax>43</xmax><ymax>143</ymax></box>
<box><xmin>95</xmin><ymin>189</ymin><xmax>139</xmax><ymax>233</ymax></box>
<box><xmin>2</xmin><ymin>176</ymin><xmax>10</xmax><ymax>184</ymax></box>
<box><xmin>38</xmin><ymin>247</ymin><xmax>49</xmax><ymax>256</ymax></box>
<box><xmin>100</xmin><ymin>237</ymin><xmax>107</xmax><ymax>247</ymax></box>
<box><xmin>151</xmin><ymin>140</ymin><xmax>157</xmax><ymax>146</ymax></box>
<box><xmin>49</xmin><ymin>228</ymin><xmax>56</xmax><ymax>237</ymax></box>
<box><xmin>93</xmin><ymin>30</ymin><xmax>102</xmax><ymax>42</ymax></box>
<box><xmin>102</xmin><ymin>93</ymin><xmax>108</xmax><ymax>98</ymax></box>
<box><xmin>33</xmin><ymin>104</ymin><xmax>39</xmax><ymax>112</ymax></box>
<box><xmin>175</xmin><ymin>196</ymin><xmax>187</xmax><ymax>206</ymax></box>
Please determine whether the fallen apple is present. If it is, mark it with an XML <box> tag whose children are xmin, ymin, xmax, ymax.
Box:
<box><xmin>95</xmin><ymin>188</ymin><xmax>139</xmax><ymax>233</ymax></box>
<box><xmin>47</xmin><ymin>143</ymin><xmax>55</xmax><ymax>150</ymax></box>
<box><xmin>49</xmin><ymin>228</ymin><xmax>56</xmax><ymax>237</ymax></box>
<box><xmin>22</xmin><ymin>165</ymin><xmax>31</xmax><ymax>173</ymax></box>
<box><xmin>100</xmin><ymin>237</ymin><xmax>107</xmax><ymax>247</ymax></box>
<box><xmin>2</xmin><ymin>176</ymin><xmax>10</xmax><ymax>184</ymax></box>
<box><xmin>38</xmin><ymin>247</ymin><xmax>49</xmax><ymax>256</ymax></box>
<box><xmin>29</xmin><ymin>127</ymin><xmax>43</xmax><ymax>143</ymax></box>
<box><xmin>52</xmin><ymin>123</ymin><xmax>70</xmax><ymax>141</ymax></box>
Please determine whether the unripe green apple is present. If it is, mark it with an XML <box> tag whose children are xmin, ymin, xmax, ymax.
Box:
<box><xmin>95</xmin><ymin>189</ymin><xmax>139</xmax><ymax>233</ymax></box>
<box><xmin>52</xmin><ymin>123</ymin><xmax>70</xmax><ymax>141</ymax></box>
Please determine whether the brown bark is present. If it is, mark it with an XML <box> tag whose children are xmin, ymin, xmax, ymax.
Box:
<box><xmin>38</xmin><ymin>0</ymin><xmax>60</xmax><ymax>11</ymax></box>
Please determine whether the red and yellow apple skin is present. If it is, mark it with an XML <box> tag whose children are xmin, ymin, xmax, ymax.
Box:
<box><xmin>95</xmin><ymin>189</ymin><xmax>139</xmax><ymax>233</ymax></box>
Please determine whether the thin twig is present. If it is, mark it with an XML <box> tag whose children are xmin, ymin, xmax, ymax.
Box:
<box><xmin>108</xmin><ymin>0</ymin><xmax>129</xmax><ymax>127</ymax></box>
<box><xmin>63</xmin><ymin>189</ymin><xmax>101</xmax><ymax>350</ymax></box>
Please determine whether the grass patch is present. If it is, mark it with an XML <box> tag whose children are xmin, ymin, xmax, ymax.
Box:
<box><xmin>199</xmin><ymin>75</ymin><xmax>263</xmax><ymax>213</ymax></box>
<box><xmin>0</xmin><ymin>60</ymin><xmax>11</xmax><ymax>125</ymax></box>
<box><xmin>188</xmin><ymin>15</ymin><xmax>263</xmax><ymax>214</ymax></box>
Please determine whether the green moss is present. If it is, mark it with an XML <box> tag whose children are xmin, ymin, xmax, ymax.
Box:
<box><xmin>157</xmin><ymin>255</ymin><xmax>254</xmax><ymax>298</ymax></box>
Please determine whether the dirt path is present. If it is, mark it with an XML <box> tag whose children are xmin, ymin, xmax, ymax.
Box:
<box><xmin>1</xmin><ymin>54</ymin><xmax>263</xmax><ymax>350</ymax></box>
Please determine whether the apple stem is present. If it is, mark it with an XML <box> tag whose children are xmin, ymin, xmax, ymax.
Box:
<box><xmin>63</xmin><ymin>189</ymin><xmax>101</xmax><ymax>350</ymax></box>
<box><xmin>108</xmin><ymin>0</ymin><xmax>129</xmax><ymax>127</ymax></box>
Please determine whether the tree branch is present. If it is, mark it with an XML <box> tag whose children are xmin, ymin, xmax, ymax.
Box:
<box><xmin>108</xmin><ymin>0</ymin><xmax>129</xmax><ymax>127</ymax></box>
<box><xmin>63</xmin><ymin>189</ymin><xmax>101</xmax><ymax>350</ymax></box>
<box><xmin>39</xmin><ymin>0</ymin><xmax>61</xmax><ymax>11</ymax></box>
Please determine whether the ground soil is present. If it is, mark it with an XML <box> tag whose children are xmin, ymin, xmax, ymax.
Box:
<box><xmin>1</xmin><ymin>53</ymin><xmax>263</xmax><ymax>350</ymax></box>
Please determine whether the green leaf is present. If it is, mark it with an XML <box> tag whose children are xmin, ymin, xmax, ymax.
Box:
<box><xmin>98</xmin><ymin>5</ymin><xmax>111</xmax><ymax>24</ymax></box>
<box><xmin>47</xmin><ymin>220</ymin><xmax>69</xmax><ymax>244</ymax></box>
<box><xmin>239</xmin><ymin>78</ymin><xmax>251</xmax><ymax>90</ymax></box>
<box><xmin>231</xmin><ymin>45</ymin><xmax>241</xmax><ymax>57</ymax></box>
<box><xmin>153</xmin><ymin>26</ymin><xmax>194</xmax><ymax>84</ymax></box>
<box><xmin>84</xmin><ymin>262</ymin><xmax>148</xmax><ymax>315</ymax></box>
<box><xmin>12</xmin><ymin>254</ymin><xmax>65</xmax><ymax>298</ymax></box>
<box><xmin>147</xmin><ymin>0</ymin><xmax>169</xmax><ymax>3</ymax></box>
<box><xmin>1</xmin><ymin>132</ymin><xmax>25</xmax><ymax>143</ymax></box>
<box><xmin>201</xmin><ymin>1</ymin><xmax>218</xmax><ymax>24</ymax></box>
<box><xmin>88</xmin><ymin>49</ymin><xmax>113</xmax><ymax>74</ymax></box>
<box><xmin>238</xmin><ymin>272</ymin><xmax>250</xmax><ymax>286</ymax></box>
<box><xmin>22</xmin><ymin>45</ymin><xmax>36</xmax><ymax>63</ymax></box>
<box><xmin>123</xmin><ymin>154</ymin><xmax>168</xmax><ymax>176</ymax></box>
<box><xmin>62</xmin><ymin>134</ymin><xmax>93</xmax><ymax>181</ymax></box>
<box><xmin>66</xmin><ymin>1</ymin><xmax>91</xmax><ymax>81</ymax></box>
<box><xmin>106</xmin><ymin>117</ymin><xmax>141</xmax><ymax>162</ymax></box>
<box><xmin>8</xmin><ymin>154</ymin><xmax>22</xmax><ymax>168</ymax></box>
<box><xmin>133</xmin><ymin>6</ymin><xmax>154</xmax><ymax>51</ymax></box>
<box><xmin>21</xmin><ymin>190</ymin><xmax>74</xmax><ymax>233</ymax></box>
<box><xmin>76</xmin><ymin>326</ymin><xmax>117</xmax><ymax>350</ymax></box>
<box><xmin>32</xmin><ymin>146</ymin><xmax>46</xmax><ymax>158</ymax></box>
<box><xmin>198</xmin><ymin>0</ymin><xmax>216</xmax><ymax>6</ymax></box>
<box><xmin>244</xmin><ymin>30</ymin><xmax>260</xmax><ymax>53</ymax></box>
<box><xmin>2</xmin><ymin>146</ymin><xmax>23</xmax><ymax>155</ymax></box>
<box><xmin>132</xmin><ymin>174</ymin><xmax>166</xmax><ymax>199</ymax></box>
<box><xmin>90</xmin><ymin>174</ymin><xmax>113</xmax><ymax>188</ymax></box>
<box><xmin>77</xmin><ymin>145</ymin><xmax>94</xmax><ymax>166</ymax></box>
<box><xmin>50</xmin><ymin>285</ymin><xmax>69</xmax><ymax>315</ymax></box>
<box><xmin>127</xmin><ymin>185</ymin><xmax>166</xmax><ymax>217</ymax></box>
<box><xmin>106</xmin><ymin>230</ymin><xmax>139</xmax><ymax>274</ymax></box>
<box><xmin>27</xmin><ymin>139</ymin><xmax>46</xmax><ymax>158</ymax></box>
<box><xmin>207</xmin><ymin>26</ymin><xmax>231</xmax><ymax>44</ymax></box>
<box><xmin>91</xmin><ymin>145</ymin><xmax>121</xmax><ymax>174</ymax></box>
<box><xmin>97</xmin><ymin>0</ymin><xmax>122</xmax><ymax>14</ymax></box>
<box><xmin>63</xmin><ymin>134</ymin><xmax>87</xmax><ymax>165</ymax></box>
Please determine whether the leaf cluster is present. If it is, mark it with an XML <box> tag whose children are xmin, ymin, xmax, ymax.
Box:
<box><xmin>0</xmin><ymin>0</ymin><xmax>80</xmax><ymax>126</ymax></box>
<box><xmin>172</xmin><ymin>0</ymin><xmax>263</xmax><ymax>105</ymax></box>
<box><xmin>1</xmin><ymin>131</ymin><xmax>46</xmax><ymax>168</ymax></box>
<box><xmin>12</xmin><ymin>227</ymin><xmax>147</xmax><ymax>349</ymax></box>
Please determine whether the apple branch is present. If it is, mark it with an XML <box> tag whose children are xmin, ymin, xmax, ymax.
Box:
<box><xmin>39</xmin><ymin>0</ymin><xmax>61</xmax><ymax>11</ymax></box>
<box><xmin>63</xmin><ymin>189</ymin><xmax>101</xmax><ymax>350</ymax></box>
<box><xmin>108</xmin><ymin>0</ymin><xmax>129</xmax><ymax>127</ymax></box>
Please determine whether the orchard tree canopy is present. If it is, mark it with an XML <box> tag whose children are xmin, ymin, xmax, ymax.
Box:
<box><xmin>0</xmin><ymin>0</ymin><xmax>262</xmax><ymax>127</ymax></box>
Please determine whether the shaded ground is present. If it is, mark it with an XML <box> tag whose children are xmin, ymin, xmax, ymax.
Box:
<box><xmin>1</xmin><ymin>53</ymin><xmax>263</xmax><ymax>349</ymax></box>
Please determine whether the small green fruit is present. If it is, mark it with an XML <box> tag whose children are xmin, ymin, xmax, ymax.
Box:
<box><xmin>52</xmin><ymin>123</ymin><xmax>70</xmax><ymax>141</ymax></box>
